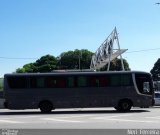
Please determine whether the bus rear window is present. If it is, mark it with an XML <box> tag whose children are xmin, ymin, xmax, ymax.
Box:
<box><xmin>7</xmin><ymin>77</ymin><xmax>27</xmax><ymax>89</ymax></box>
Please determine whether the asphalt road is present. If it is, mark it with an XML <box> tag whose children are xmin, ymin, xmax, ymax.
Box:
<box><xmin>0</xmin><ymin>107</ymin><xmax>160</xmax><ymax>129</ymax></box>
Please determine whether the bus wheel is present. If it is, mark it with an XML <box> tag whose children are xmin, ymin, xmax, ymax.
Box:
<box><xmin>116</xmin><ymin>99</ymin><xmax>132</xmax><ymax>112</ymax></box>
<box><xmin>39</xmin><ymin>101</ymin><xmax>53</xmax><ymax>113</ymax></box>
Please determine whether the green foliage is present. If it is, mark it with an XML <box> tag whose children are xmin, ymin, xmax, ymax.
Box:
<box><xmin>58</xmin><ymin>49</ymin><xmax>93</xmax><ymax>69</ymax></box>
<box><xmin>16</xmin><ymin>63</ymin><xmax>36</xmax><ymax>73</ymax></box>
<box><xmin>16</xmin><ymin>68</ymin><xmax>26</xmax><ymax>73</ymax></box>
<box><xmin>16</xmin><ymin>49</ymin><xmax>130</xmax><ymax>73</ymax></box>
<box><xmin>35</xmin><ymin>55</ymin><xmax>57</xmax><ymax>72</ymax></box>
<box><xmin>16</xmin><ymin>55</ymin><xmax>58</xmax><ymax>73</ymax></box>
<box><xmin>0</xmin><ymin>78</ymin><xmax>3</xmax><ymax>91</ymax></box>
<box><xmin>100</xmin><ymin>58</ymin><xmax>130</xmax><ymax>71</ymax></box>
<box><xmin>150</xmin><ymin>58</ymin><xmax>160</xmax><ymax>81</ymax></box>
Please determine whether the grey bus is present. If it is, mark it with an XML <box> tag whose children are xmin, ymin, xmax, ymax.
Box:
<box><xmin>3</xmin><ymin>71</ymin><xmax>154</xmax><ymax>113</ymax></box>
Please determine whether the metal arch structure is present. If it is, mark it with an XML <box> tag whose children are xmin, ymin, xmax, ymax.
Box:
<box><xmin>90</xmin><ymin>27</ymin><xmax>127</xmax><ymax>71</ymax></box>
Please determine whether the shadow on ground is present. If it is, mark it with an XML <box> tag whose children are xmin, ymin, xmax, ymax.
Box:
<box><xmin>0</xmin><ymin>108</ymin><xmax>150</xmax><ymax>115</ymax></box>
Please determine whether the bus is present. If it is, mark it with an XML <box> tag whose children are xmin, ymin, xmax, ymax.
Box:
<box><xmin>3</xmin><ymin>71</ymin><xmax>154</xmax><ymax>113</ymax></box>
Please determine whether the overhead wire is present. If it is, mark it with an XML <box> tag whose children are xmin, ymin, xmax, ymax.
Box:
<box><xmin>126</xmin><ymin>48</ymin><xmax>160</xmax><ymax>54</ymax></box>
<box><xmin>0</xmin><ymin>57</ymin><xmax>38</xmax><ymax>60</ymax></box>
<box><xmin>0</xmin><ymin>47</ymin><xmax>160</xmax><ymax>60</ymax></box>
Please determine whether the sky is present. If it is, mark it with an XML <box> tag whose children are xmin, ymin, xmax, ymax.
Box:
<box><xmin>0</xmin><ymin>0</ymin><xmax>160</xmax><ymax>77</ymax></box>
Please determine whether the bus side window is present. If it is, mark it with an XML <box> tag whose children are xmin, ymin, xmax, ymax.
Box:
<box><xmin>77</xmin><ymin>76</ymin><xmax>87</xmax><ymax>87</ymax></box>
<box><xmin>90</xmin><ymin>77</ymin><xmax>99</xmax><ymax>87</ymax></box>
<box><xmin>110</xmin><ymin>75</ymin><xmax>121</xmax><ymax>86</ymax></box>
<box><xmin>67</xmin><ymin>77</ymin><xmax>75</xmax><ymax>88</ymax></box>
<box><xmin>121</xmin><ymin>74</ymin><xmax>132</xmax><ymax>86</ymax></box>
<box><xmin>90</xmin><ymin>76</ymin><xmax>109</xmax><ymax>87</ymax></box>
<box><xmin>56</xmin><ymin>78</ymin><xmax>66</xmax><ymax>88</ymax></box>
<box><xmin>37</xmin><ymin>78</ymin><xmax>45</xmax><ymax>88</ymax></box>
<box><xmin>8</xmin><ymin>77</ymin><xmax>27</xmax><ymax>89</ymax></box>
<box><xmin>45</xmin><ymin>77</ymin><xmax>66</xmax><ymax>88</ymax></box>
<box><xmin>110</xmin><ymin>74</ymin><xmax>132</xmax><ymax>86</ymax></box>
<box><xmin>99</xmin><ymin>76</ymin><xmax>109</xmax><ymax>87</ymax></box>
<box><xmin>30</xmin><ymin>77</ymin><xmax>45</xmax><ymax>88</ymax></box>
<box><xmin>46</xmin><ymin>77</ymin><xmax>56</xmax><ymax>88</ymax></box>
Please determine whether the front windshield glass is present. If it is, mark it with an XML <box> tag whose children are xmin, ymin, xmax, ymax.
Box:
<box><xmin>135</xmin><ymin>74</ymin><xmax>153</xmax><ymax>95</ymax></box>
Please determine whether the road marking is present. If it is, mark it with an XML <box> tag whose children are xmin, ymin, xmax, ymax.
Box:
<box><xmin>146</xmin><ymin>116</ymin><xmax>160</xmax><ymax>120</ymax></box>
<box><xmin>56</xmin><ymin>115</ymin><xmax>96</xmax><ymax>119</ymax></box>
<box><xmin>0</xmin><ymin>119</ymin><xmax>24</xmax><ymax>124</ymax></box>
<box><xmin>93</xmin><ymin>114</ymin><xmax>133</xmax><ymax>119</ymax></box>
<box><xmin>91</xmin><ymin>114</ymin><xmax>159</xmax><ymax>123</ymax></box>
<box><xmin>42</xmin><ymin>118</ymin><xmax>83</xmax><ymax>123</ymax></box>
<box><xmin>14</xmin><ymin>116</ymin><xmax>42</xmax><ymax>119</ymax></box>
<box><xmin>98</xmin><ymin>118</ymin><xmax>159</xmax><ymax>123</ymax></box>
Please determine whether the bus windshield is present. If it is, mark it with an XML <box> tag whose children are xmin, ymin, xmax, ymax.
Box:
<box><xmin>135</xmin><ymin>74</ymin><xmax>153</xmax><ymax>95</ymax></box>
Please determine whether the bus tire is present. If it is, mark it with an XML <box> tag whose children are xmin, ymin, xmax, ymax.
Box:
<box><xmin>116</xmin><ymin>99</ymin><xmax>132</xmax><ymax>112</ymax></box>
<box><xmin>39</xmin><ymin>101</ymin><xmax>53</xmax><ymax>113</ymax></box>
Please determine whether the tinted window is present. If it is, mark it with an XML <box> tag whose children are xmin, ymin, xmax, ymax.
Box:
<box><xmin>89</xmin><ymin>74</ymin><xmax>132</xmax><ymax>87</ymax></box>
<box><xmin>7</xmin><ymin>76</ymin><xmax>27</xmax><ymax>89</ymax></box>
<box><xmin>30</xmin><ymin>77</ymin><xmax>45</xmax><ymax>88</ymax></box>
<box><xmin>110</xmin><ymin>74</ymin><xmax>132</xmax><ymax>86</ymax></box>
<box><xmin>46</xmin><ymin>77</ymin><xmax>66</xmax><ymax>88</ymax></box>
<box><xmin>121</xmin><ymin>74</ymin><xmax>132</xmax><ymax>86</ymax></box>
<box><xmin>90</xmin><ymin>76</ymin><xmax>109</xmax><ymax>87</ymax></box>
<box><xmin>110</xmin><ymin>75</ymin><xmax>121</xmax><ymax>86</ymax></box>
<box><xmin>77</xmin><ymin>76</ymin><xmax>87</xmax><ymax>87</ymax></box>
<box><xmin>30</xmin><ymin>76</ymin><xmax>66</xmax><ymax>88</ymax></box>
<box><xmin>67</xmin><ymin>77</ymin><xmax>75</xmax><ymax>88</ymax></box>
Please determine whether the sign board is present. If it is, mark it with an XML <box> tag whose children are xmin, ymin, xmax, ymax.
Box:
<box><xmin>90</xmin><ymin>27</ymin><xmax>127</xmax><ymax>70</ymax></box>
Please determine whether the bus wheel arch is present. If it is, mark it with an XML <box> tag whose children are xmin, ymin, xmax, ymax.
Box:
<box><xmin>115</xmin><ymin>98</ymin><xmax>133</xmax><ymax>112</ymax></box>
<box><xmin>38</xmin><ymin>100</ymin><xmax>54</xmax><ymax>113</ymax></box>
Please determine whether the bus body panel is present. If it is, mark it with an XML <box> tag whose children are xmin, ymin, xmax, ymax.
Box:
<box><xmin>3</xmin><ymin>71</ymin><xmax>154</xmax><ymax>111</ymax></box>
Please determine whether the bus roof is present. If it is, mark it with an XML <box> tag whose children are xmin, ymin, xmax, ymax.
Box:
<box><xmin>4</xmin><ymin>71</ymin><xmax>151</xmax><ymax>77</ymax></box>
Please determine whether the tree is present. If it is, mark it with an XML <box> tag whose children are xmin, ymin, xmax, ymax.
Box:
<box><xmin>150</xmin><ymin>58</ymin><xmax>160</xmax><ymax>81</ymax></box>
<box><xmin>100</xmin><ymin>58</ymin><xmax>130</xmax><ymax>71</ymax></box>
<box><xmin>16</xmin><ymin>67</ymin><xmax>26</xmax><ymax>73</ymax></box>
<box><xmin>58</xmin><ymin>49</ymin><xmax>93</xmax><ymax>69</ymax></box>
<box><xmin>16</xmin><ymin>55</ymin><xmax>58</xmax><ymax>73</ymax></box>
<box><xmin>35</xmin><ymin>55</ymin><xmax>57</xmax><ymax>72</ymax></box>
<box><xmin>16</xmin><ymin>63</ymin><xmax>36</xmax><ymax>73</ymax></box>
<box><xmin>16</xmin><ymin>49</ymin><xmax>130</xmax><ymax>73</ymax></box>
